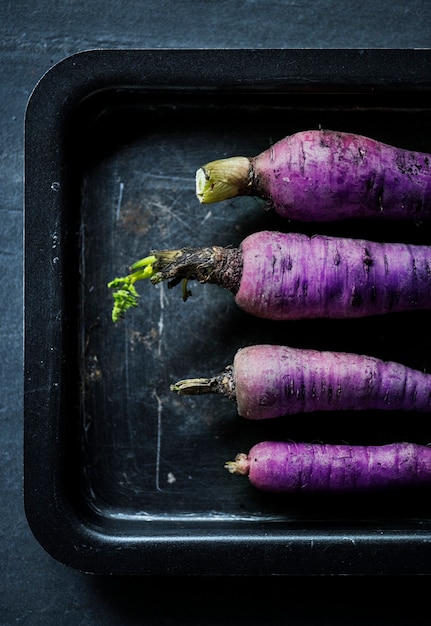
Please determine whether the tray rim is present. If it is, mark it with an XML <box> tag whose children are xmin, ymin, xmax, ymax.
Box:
<box><xmin>24</xmin><ymin>47</ymin><xmax>431</xmax><ymax>575</ymax></box>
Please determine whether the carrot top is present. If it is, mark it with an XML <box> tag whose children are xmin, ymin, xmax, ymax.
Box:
<box><xmin>196</xmin><ymin>156</ymin><xmax>251</xmax><ymax>203</ymax></box>
<box><xmin>107</xmin><ymin>254</ymin><xmax>158</xmax><ymax>323</ymax></box>
<box><xmin>107</xmin><ymin>245</ymin><xmax>239</xmax><ymax>322</ymax></box>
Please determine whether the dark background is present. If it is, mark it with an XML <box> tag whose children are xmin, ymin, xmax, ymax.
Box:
<box><xmin>2</xmin><ymin>1</ymin><xmax>431</xmax><ymax>624</ymax></box>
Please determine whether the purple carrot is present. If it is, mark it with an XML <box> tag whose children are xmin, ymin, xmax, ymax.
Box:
<box><xmin>225</xmin><ymin>441</ymin><xmax>431</xmax><ymax>493</ymax></box>
<box><xmin>196</xmin><ymin>129</ymin><xmax>431</xmax><ymax>221</ymax></box>
<box><xmin>171</xmin><ymin>344</ymin><xmax>431</xmax><ymax>419</ymax></box>
<box><xmin>108</xmin><ymin>230</ymin><xmax>431</xmax><ymax>322</ymax></box>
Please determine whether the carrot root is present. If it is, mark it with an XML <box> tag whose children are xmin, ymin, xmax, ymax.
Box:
<box><xmin>227</xmin><ymin>441</ymin><xmax>431</xmax><ymax>493</ymax></box>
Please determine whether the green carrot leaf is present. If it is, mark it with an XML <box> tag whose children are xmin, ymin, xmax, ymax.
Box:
<box><xmin>107</xmin><ymin>255</ymin><xmax>157</xmax><ymax>322</ymax></box>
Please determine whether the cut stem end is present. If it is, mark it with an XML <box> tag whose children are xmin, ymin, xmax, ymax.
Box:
<box><xmin>224</xmin><ymin>453</ymin><xmax>249</xmax><ymax>475</ymax></box>
<box><xmin>170</xmin><ymin>378</ymin><xmax>219</xmax><ymax>395</ymax></box>
<box><xmin>195</xmin><ymin>156</ymin><xmax>251</xmax><ymax>204</ymax></box>
<box><xmin>170</xmin><ymin>365</ymin><xmax>235</xmax><ymax>400</ymax></box>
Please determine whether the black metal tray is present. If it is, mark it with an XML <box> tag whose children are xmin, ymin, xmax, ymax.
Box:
<box><xmin>24</xmin><ymin>48</ymin><xmax>431</xmax><ymax>575</ymax></box>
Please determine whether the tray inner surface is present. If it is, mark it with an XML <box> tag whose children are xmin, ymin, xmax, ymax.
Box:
<box><xmin>62</xmin><ymin>88</ymin><xmax>431</xmax><ymax>530</ymax></box>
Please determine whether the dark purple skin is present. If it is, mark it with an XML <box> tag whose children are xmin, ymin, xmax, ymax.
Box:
<box><xmin>227</xmin><ymin>441</ymin><xmax>431</xmax><ymax>493</ymax></box>
<box><xmin>252</xmin><ymin>129</ymin><xmax>431</xmax><ymax>221</ymax></box>
<box><xmin>235</xmin><ymin>230</ymin><xmax>431</xmax><ymax>320</ymax></box>
<box><xmin>233</xmin><ymin>345</ymin><xmax>431</xmax><ymax>419</ymax></box>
